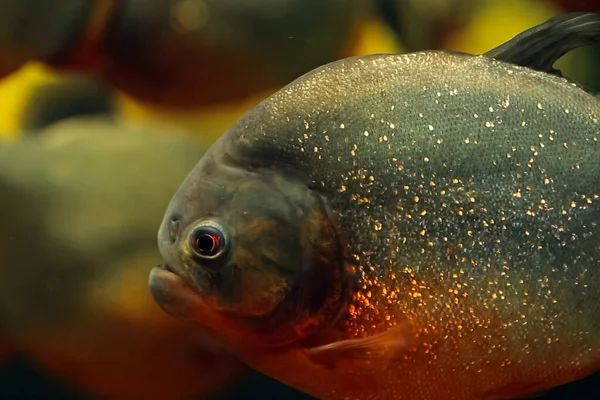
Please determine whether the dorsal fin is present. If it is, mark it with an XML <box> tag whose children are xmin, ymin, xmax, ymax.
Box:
<box><xmin>484</xmin><ymin>12</ymin><xmax>600</xmax><ymax>77</ymax></box>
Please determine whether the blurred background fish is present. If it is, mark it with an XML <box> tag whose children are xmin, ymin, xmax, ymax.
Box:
<box><xmin>19</xmin><ymin>75</ymin><xmax>116</xmax><ymax>132</ymax></box>
<box><xmin>0</xmin><ymin>85</ymin><xmax>314</xmax><ymax>399</ymax></box>
<box><xmin>0</xmin><ymin>0</ymin><xmax>400</xmax><ymax>142</ymax></box>
<box><xmin>0</xmin><ymin>0</ymin><xmax>599</xmax><ymax>399</ymax></box>
<box><xmin>0</xmin><ymin>0</ymin><xmax>394</xmax><ymax>397</ymax></box>
<box><xmin>0</xmin><ymin>111</ymin><xmax>251</xmax><ymax>399</ymax></box>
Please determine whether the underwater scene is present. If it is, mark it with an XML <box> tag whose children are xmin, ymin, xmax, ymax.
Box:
<box><xmin>1</xmin><ymin>1</ymin><xmax>600</xmax><ymax>399</ymax></box>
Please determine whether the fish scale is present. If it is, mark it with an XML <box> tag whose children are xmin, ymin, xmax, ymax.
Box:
<box><xmin>216</xmin><ymin>51</ymin><xmax>600</xmax><ymax>399</ymax></box>
<box><xmin>152</xmin><ymin>13</ymin><xmax>600</xmax><ymax>400</ymax></box>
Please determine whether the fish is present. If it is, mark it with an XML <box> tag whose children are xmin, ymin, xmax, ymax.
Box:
<box><xmin>375</xmin><ymin>0</ymin><xmax>478</xmax><ymax>51</ymax></box>
<box><xmin>150</xmin><ymin>12</ymin><xmax>600</xmax><ymax>400</ymax></box>
<box><xmin>0</xmin><ymin>0</ymin><xmax>95</xmax><ymax>78</ymax></box>
<box><xmin>483</xmin><ymin>12</ymin><xmax>600</xmax><ymax>80</ymax></box>
<box><xmin>0</xmin><ymin>117</ymin><xmax>246</xmax><ymax>399</ymax></box>
<box><xmin>0</xmin><ymin>0</ymin><xmax>365</xmax><ymax>108</ymax></box>
<box><xmin>551</xmin><ymin>0</ymin><xmax>600</xmax><ymax>14</ymax></box>
<box><xmin>19</xmin><ymin>75</ymin><xmax>116</xmax><ymax>132</ymax></box>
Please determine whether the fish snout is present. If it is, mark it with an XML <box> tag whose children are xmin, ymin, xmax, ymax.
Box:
<box><xmin>168</xmin><ymin>215</ymin><xmax>182</xmax><ymax>244</ymax></box>
<box><xmin>157</xmin><ymin>213</ymin><xmax>182</xmax><ymax>253</ymax></box>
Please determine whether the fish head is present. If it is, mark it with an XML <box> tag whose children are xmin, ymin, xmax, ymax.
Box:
<box><xmin>150</xmin><ymin>137</ymin><xmax>348</xmax><ymax>348</ymax></box>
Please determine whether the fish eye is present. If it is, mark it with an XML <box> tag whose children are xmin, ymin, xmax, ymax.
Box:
<box><xmin>188</xmin><ymin>222</ymin><xmax>229</xmax><ymax>260</ymax></box>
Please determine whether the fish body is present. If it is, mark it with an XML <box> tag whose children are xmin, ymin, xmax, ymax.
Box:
<box><xmin>19</xmin><ymin>75</ymin><xmax>116</xmax><ymax>132</ymax></box>
<box><xmin>0</xmin><ymin>0</ymin><xmax>364</xmax><ymax>108</ymax></box>
<box><xmin>552</xmin><ymin>0</ymin><xmax>600</xmax><ymax>14</ymax></box>
<box><xmin>151</xmin><ymin>14</ymin><xmax>600</xmax><ymax>400</ymax></box>
<box><xmin>0</xmin><ymin>0</ymin><xmax>93</xmax><ymax>78</ymax></box>
<box><xmin>0</xmin><ymin>0</ymin><xmax>366</xmax><ymax>107</ymax></box>
<box><xmin>375</xmin><ymin>0</ymin><xmax>479</xmax><ymax>51</ymax></box>
<box><xmin>0</xmin><ymin>119</ymin><xmax>244</xmax><ymax>399</ymax></box>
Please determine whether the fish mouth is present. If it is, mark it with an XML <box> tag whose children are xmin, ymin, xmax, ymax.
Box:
<box><xmin>149</xmin><ymin>264</ymin><xmax>204</xmax><ymax>319</ymax></box>
<box><xmin>153</xmin><ymin>263</ymin><xmax>190</xmax><ymax>283</ymax></box>
<box><xmin>159</xmin><ymin>263</ymin><xmax>176</xmax><ymax>274</ymax></box>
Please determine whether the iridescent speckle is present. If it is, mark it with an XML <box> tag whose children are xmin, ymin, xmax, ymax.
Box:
<box><xmin>192</xmin><ymin>50</ymin><xmax>600</xmax><ymax>400</ymax></box>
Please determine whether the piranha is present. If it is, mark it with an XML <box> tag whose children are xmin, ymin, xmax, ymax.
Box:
<box><xmin>0</xmin><ymin>114</ymin><xmax>245</xmax><ymax>399</ymax></box>
<box><xmin>150</xmin><ymin>12</ymin><xmax>600</xmax><ymax>400</ymax></box>
<box><xmin>0</xmin><ymin>0</ymin><xmax>364</xmax><ymax>108</ymax></box>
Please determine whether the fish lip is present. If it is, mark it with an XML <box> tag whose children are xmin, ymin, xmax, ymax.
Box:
<box><xmin>151</xmin><ymin>264</ymin><xmax>197</xmax><ymax>293</ymax></box>
<box><xmin>149</xmin><ymin>264</ymin><xmax>204</xmax><ymax>319</ymax></box>
<box><xmin>155</xmin><ymin>263</ymin><xmax>189</xmax><ymax>280</ymax></box>
<box><xmin>159</xmin><ymin>263</ymin><xmax>176</xmax><ymax>273</ymax></box>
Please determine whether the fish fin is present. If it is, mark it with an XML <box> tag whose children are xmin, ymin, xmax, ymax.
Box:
<box><xmin>515</xmin><ymin>391</ymin><xmax>550</xmax><ymax>399</ymax></box>
<box><xmin>481</xmin><ymin>382</ymin><xmax>552</xmax><ymax>400</ymax></box>
<box><xmin>483</xmin><ymin>390</ymin><xmax>550</xmax><ymax>400</ymax></box>
<box><xmin>304</xmin><ymin>322</ymin><xmax>415</xmax><ymax>368</ymax></box>
<box><xmin>483</xmin><ymin>12</ymin><xmax>600</xmax><ymax>77</ymax></box>
<box><xmin>21</xmin><ymin>76</ymin><xmax>116</xmax><ymax>133</ymax></box>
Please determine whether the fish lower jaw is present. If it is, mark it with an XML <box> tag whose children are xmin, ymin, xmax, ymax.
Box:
<box><xmin>149</xmin><ymin>265</ymin><xmax>205</xmax><ymax>319</ymax></box>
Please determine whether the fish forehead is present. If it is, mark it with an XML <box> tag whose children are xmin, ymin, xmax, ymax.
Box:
<box><xmin>227</xmin><ymin>51</ymin><xmax>599</xmax><ymax>177</ymax></box>
<box><xmin>223</xmin><ymin>51</ymin><xmax>600</xmax><ymax>355</ymax></box>
<box><xmin>254</xmin><ymin>51</ymin><xmax>592</xmax><ymax>121</ymax></box>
